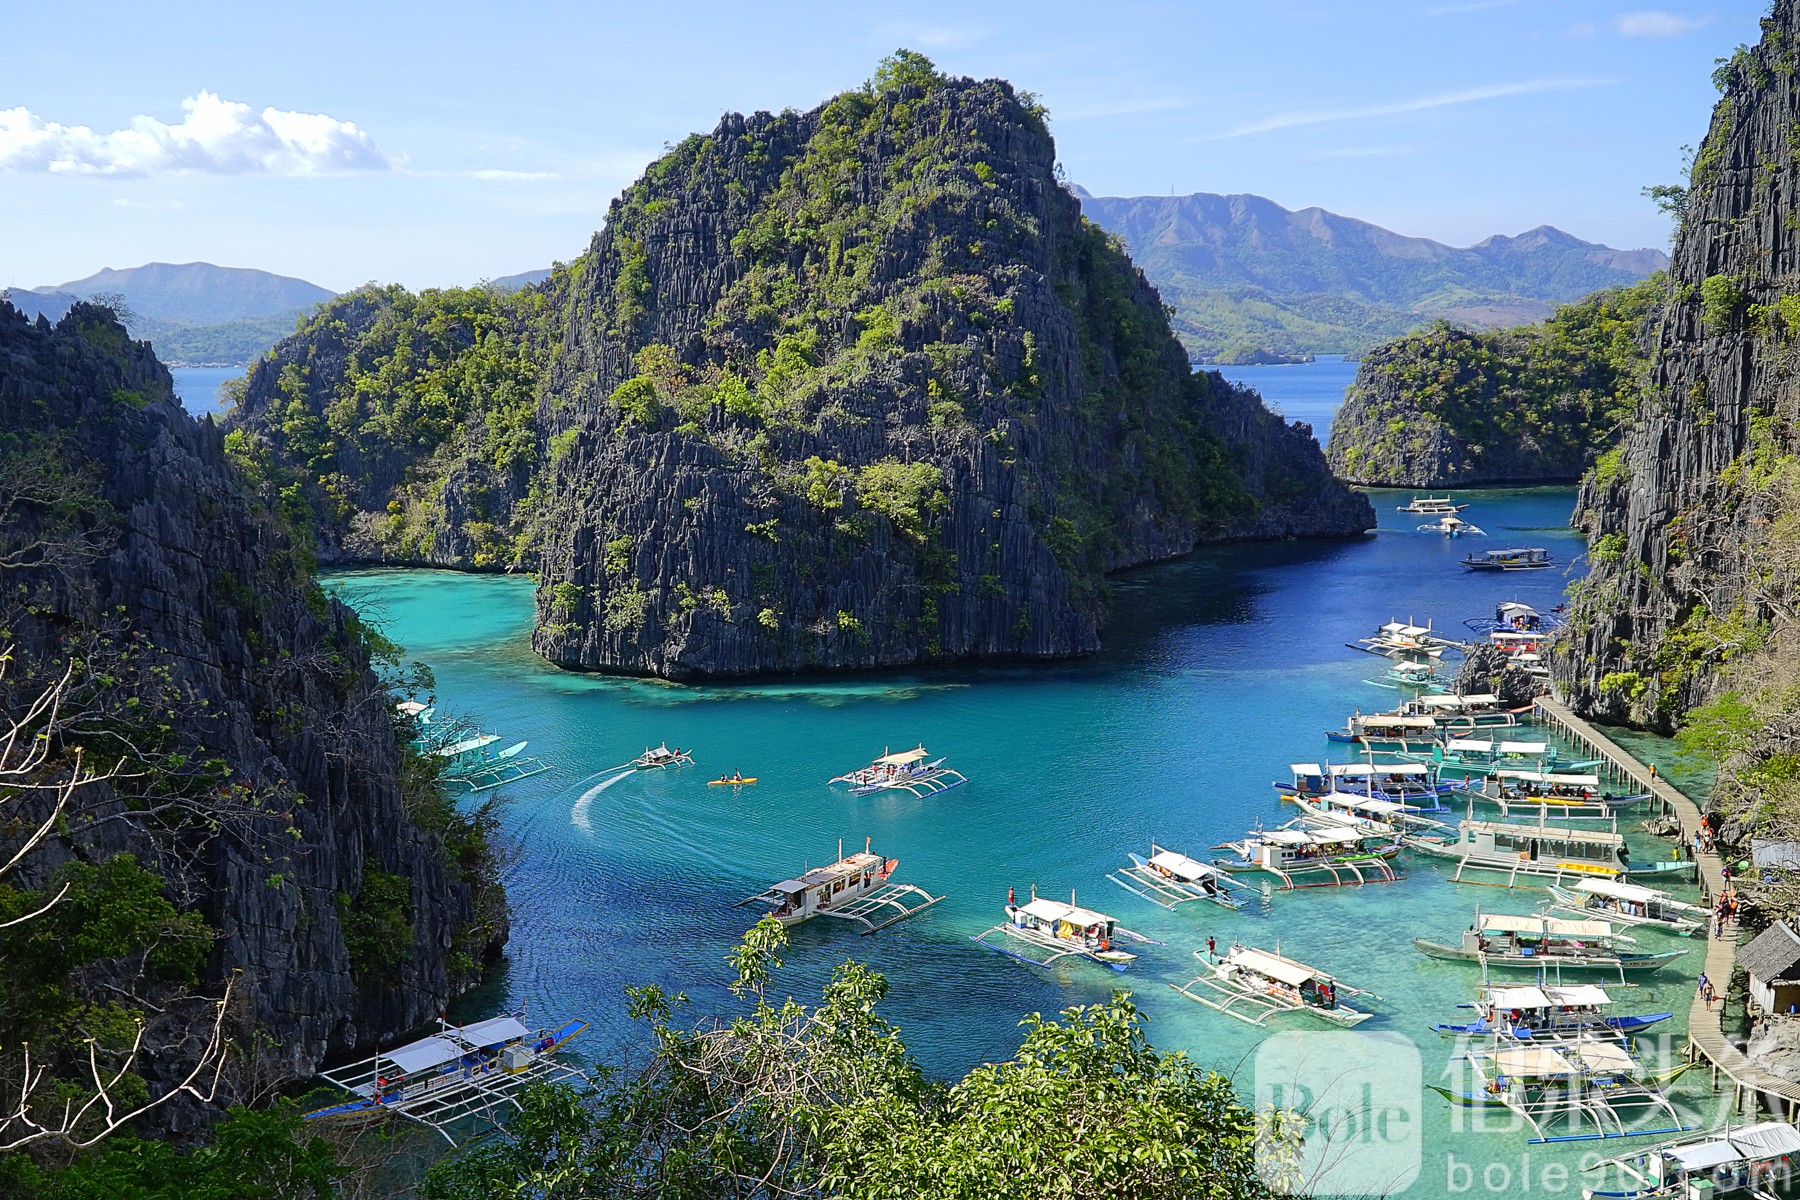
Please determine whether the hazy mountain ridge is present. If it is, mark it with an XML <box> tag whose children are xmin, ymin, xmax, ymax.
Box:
<box><xmin>1074</xmin><ymin>188</ymin><xmax>1668</xmax><ymax>360</ymax></box>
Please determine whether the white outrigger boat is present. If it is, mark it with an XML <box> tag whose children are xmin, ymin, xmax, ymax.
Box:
<box><xmin>1325</xmin><ymin>712</ymin><xmax>1444</xmax><ymax>752</ymax></box>
<box><xmin>1483</xmin><ymin>770</ymin><xmax>1644</xmax><ymax>822</ymax></box>
<box><xmin>1276</xmin><ymin>761</ymin><xmax>1460</xmax><ymax>804</ymax></box>
<box><xmin>1545</xmin><ymin>879</ymin><xmax>1707</xmax><ymax>936</ymax></box>
<box><xmin>305</xmin><ymin>1012</ymin><xmax>587</xmax><ymax>1145</ymax></box>
<box><xmin>1432</xmin><ymin>982</ymin><xmax>1673</xmax><ymax>1040</ymax></box>
<box><xmin>1399</xmin><ymin>495</ymin><xmax>1468</xmax><ymax>514</ymax></box>
<box><xmin>1172</xmin><ymin>943</ymin><xmax>1379</xmax><ymax>1027</ymax></box>
<box><xmin>1285</xmin><ymin>788</ymin><xmax>1447</xmax><ymax>836</ymax></box>
<box><xmin>1584</xmin><ymin>1120</ymin><xmax>1800</xmax><ymax>1198</ymax></box>
<box><xmin>1351</xmin><ymin>619</ymin><xmax>1463</xmax><ymax>659</ymax></box>
<box><xmin>1463</xmin><ymin>546</ymin><xmax>1554</xmax><ymax>571</ymax></box>
<box><xmin>1213</xmin><ymin>823</ymin><xmax>1402</xmax><ymax>888</ymax></box>
<box><xmin>1108</xmin><ymin>843</ymin><xmax>1254</xmax><ymax>910</ymax></box>
<box><xmin>735</xmin><ymin>838</ymin><xmax>942</xmax><ymax>934</ymax></box>
<box><xmin>1364</xmin><ymin>658</ymin><xmax>1454</xmax><ymax>692</ymax></box>
<box><xmin>972</xmin><ymin>889</ymin><xmax>1158</xmax><ymax>972</ymax></box>
<box><xmin>1419</xmin><ymin>514</ymin><xmax>1485</xmax><ymax>537</ymax></box>
<box><xmin>1405</xmin><ymin>818</ymin><xmax>1692</xmax><ymax>886</ymax></box>
<box><xmin>828</xmin><ymin>745</ymin><xmax>967</xmax><ymax>798</ymax></box>
<box><xmin>1434</xmin><ymin>1032</ymin><xmax>1693</xmax><ymax>1145</ymax></box>
<box><xmin>1405</xmin><ymin>737</ymin><xmax>1590</xmax><ymax>780</ymax></box>
<box><xmin>1401</xmin><ymin>692</ymin><xmax>1529</xmax><ymax>729</ymax></box>
<box><xmin>1414</xmin><ymin>911</ymin><xmax>1683</xmax><ymax>979</ymax></box>
<box><xmin>1466</xmin><ymin>600</ymin><xmax>1561</xmax><ymax>637</ymax></box>
<box><xmin>631</xmin><ymin>742</ymin><xmax>694</xmax><ymax>769</ymax></box>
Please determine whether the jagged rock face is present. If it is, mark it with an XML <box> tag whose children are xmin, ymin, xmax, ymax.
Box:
<box><xmin>0</xmin><ymin>302</ymin><xmax>500</xmax><ymax>1101</ymax></box>
<box><xmin>531</xmin><ymin>76</ymin><xmax>1373</xmax><ymax>678</ymax></box>
<box><xmin>1555</xmin><ymin>2</ymin><xmax>1800</xmax><ymax>730</ymax></box>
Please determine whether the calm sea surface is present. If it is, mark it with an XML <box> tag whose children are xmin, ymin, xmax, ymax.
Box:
<box><xmin>323</xmin><ymin>362</ymin><xmax>1714</xmax><ymax>1194</ymax></box>
<box><xmin>168</xmin><ymin>365</ymin><xmax>242</xmax><ymax>418</ymax></box>
<box><xmin>1208</xmin><ymin>354</ymin><xmax>1362</xmax><ymax>441</ymax></box>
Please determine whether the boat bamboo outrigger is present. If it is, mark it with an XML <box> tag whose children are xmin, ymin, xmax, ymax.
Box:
<box><xmin>1107</xmin><ymin>843</ymin><xmax>1254</xmax><ymax>910</ymax></box>
<box><xmin>972</xmin><ymin>888</ymin><xmax>1158</xmax><ymax>971</ymax></box>
<box><xmin>631</xmin><ymin>743</ymin><xmax>694</xmax><ymax>769</ymax></box>
<box><xmin>1433</xmin><ymin>1033</ymin><xmax>1694</xmax><ymax>1144</ymax></box>
<box><xmin>828</xmin><ymin>745</ymin><xmax>967</xmax><ymax>798</ymax></box>
<box><xmin>1414</xmin><ymin>911</ymin><xmax>1683</xmax><ymax>979</ymax></box>
<box><xmin>1583</xmin><ymin>1120</ymin><xmax>1800</xmax><ymax>1198</ymax></box>
<box><xmin>1432</xmin><ymin>982</ymin><xmax>1673</xmax><ymax>1040</ymax></box>
<box><xmin>1545</xmin><ymin>879</ymin><xmax>1708</xmax><ymax>936</ymax></box>
<box><xmin>1404</xmin><ymin>818</ymin><xmax>1692</xmax><ymax>886</ymax></box>
<box><xmin>1171</xmin><ymin>944</ymin><xmax>1379</xmax><ymax>1027</ymax></box>
<box><xmin>304</xmin><ymin>1013</ymin><xmax>587</xmax><ymax>1145</ymax></box>
<box><xmin>1213</xmin><ymin>823</ymin><xmax>1402</xmax><ymax>889</ymax></box>
<box><xmin>735</xmin><ymin>838</ymin><xmax>941</xmax><ymax>934</ymax></box>
<box><xmin>442</xmin><ymin>739</ymin><xmax>553</xmax><ymax>793</ymax></box>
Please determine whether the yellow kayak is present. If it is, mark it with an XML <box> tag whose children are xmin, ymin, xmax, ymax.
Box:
<box><xmin>709</xmin><ymin>775</ymin><xmax>758</xmax><ymax>786</ymax></box>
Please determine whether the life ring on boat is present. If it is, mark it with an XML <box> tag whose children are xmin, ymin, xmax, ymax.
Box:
<box><xmin>1100</xmin><ymin>937</ymin><xmax>1112</xmax><ymax>952</ymax></box>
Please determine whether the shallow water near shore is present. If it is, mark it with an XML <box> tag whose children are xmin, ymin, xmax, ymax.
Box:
<box><xmin>325</xmin><ymin>401</ymin><xmax>1723</xmax><ymax>1194</ymax></box>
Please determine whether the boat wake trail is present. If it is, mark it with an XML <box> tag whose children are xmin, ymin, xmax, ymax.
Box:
<box><xmin>572</xmin><ymin>770</ymin><xmax>634</xmax><ymax>833</ymax></box>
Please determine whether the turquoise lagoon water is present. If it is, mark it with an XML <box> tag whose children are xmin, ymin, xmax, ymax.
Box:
<box><xmin>326</xmin><ymin>480</ymin><xmax>1725</xmax><ymax>1195</ymax></box>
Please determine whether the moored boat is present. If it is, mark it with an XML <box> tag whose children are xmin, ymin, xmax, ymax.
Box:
<box><xmin>1324</xmin><ymin>712</ymin><xmax>1443</xmax><ymax>751</ymax></box>
<box><xmin>1545</xmin><ymin>879</ymin><xmax>1707</xmax><ymax>936</ymax></box>
<box><xmin>1214</xmin><ymin>823</ymin><xmax>1402</xmax><ymax>888</ymax></box>
<box><xmin>1285</xmin><ymin>788</ymin><xmax>1447</xmax><ymax>836</ymax></box>
<box><xmin>1433</xmin><ymin>1032</ymin><xmax>1693</xmax><ymax>1144</ymax></box>
<box><xmin>1583</xmin><ymin>1120</ymin><xmax>1800</xmax><ymax>1198</ymax></box>
<box><xmin>736</xmin><ymin>838</ymin><xmax>940</xmax><ymax>933</ymax></box>
<box><xmin>1413</xmin><ymin>910</ymin><xmax>1683</xmax><ymax>978</ymax></box>
<box><xmin>972</xmin><ymin>890</ymin><xmax>1156</xmax><ymax>971</ymax></box>
<box><xmin>1275</xmin><ymin>761</ymin><xmax>1460</xmax><ymax>804</ymax></box>
<box><xmin>1398</xmin><ymin>495</ymin><xmax>1468</xmax><ymax>514</ymax></box>
<box><xmin>1419</xmin><ymin>514</ymin><xmax>1485</xmax><ymax>536</ymax></box>
<box><xmin>1108</xmin><ymin>843</ymin><xmax>1253</xmax><ymax>910</ymax></box>
<box><xmin>1404</xmin><ymin>818</ymin><xmax>1691</xmax><ymax>886</ymax></box>
<box><xmin>1431</xmin><ymin>981</ymin><xmax>1673</xmax><ymax>1040</ymax></box>
<box><xmin>1400</xmin><ymin>692</ymin><xmax>1529</xmax><ymax>728</ymax></box>
<box><xmin>1172</xmin><ymin>943</ymin><xmax>1378</xmax><ymax>1027</ymax></box>
<box><xmin>632</xmin><ymin>742</ymin><xmax>694</xmax><ymax>769</ymax></box>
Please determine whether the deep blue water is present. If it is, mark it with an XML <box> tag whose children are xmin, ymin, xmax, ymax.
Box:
<box><xmin>319</xmin><ymin>364</ymin><xmax>1720</xmax><ymax>1192</ymax></box>
<box><xmin>1206</xmin><ymin>354</ymin><xmax>1362</xmax><ymax>441</ymax></box>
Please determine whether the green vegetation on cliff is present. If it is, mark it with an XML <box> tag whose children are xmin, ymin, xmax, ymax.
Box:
<box><xmin>1325</xmin><ymin>273</ymin><xmax>1664</xmax><ymax>486</ymax></box>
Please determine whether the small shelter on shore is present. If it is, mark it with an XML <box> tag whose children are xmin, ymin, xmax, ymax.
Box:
<box><xmin>1741</xmin><ymin>920</ymin><xmax>1800</xmax><ymax>1016</ymax></box>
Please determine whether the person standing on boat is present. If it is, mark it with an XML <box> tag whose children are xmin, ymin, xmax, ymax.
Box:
<box><xmin>1207</xmin><ymin>936</ymin><xmax>1216</xmax><ymax>959</ymax></box>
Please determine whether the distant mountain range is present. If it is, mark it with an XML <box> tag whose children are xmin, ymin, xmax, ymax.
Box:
<box><xmin>1072</xmin><ymin>188</ymin><xmax>1667</xmax><ymax>362</ymax></box>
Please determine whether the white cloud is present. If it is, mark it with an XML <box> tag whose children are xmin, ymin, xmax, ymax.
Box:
<box><xmin>874</xmin><ymin>22</ymin><xmax>990</xmax><ymax>51</ymax></box>
<box><xmin>0</xmin><ymin>92</ymin><xmax>390</xmax><ymax>176</ymax></box>
<box><xmin>1613</xmin><ymin>10</ymin><xmax>1710</xmax><ymax>38</ymax></box>
<box><xmin>1215</xmin><ymin>78</ymin><xmax>1612</xmax><ymax>139</ymax></box>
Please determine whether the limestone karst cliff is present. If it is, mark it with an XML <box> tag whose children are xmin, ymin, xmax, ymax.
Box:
<box><xmin>0</xmin><ymin>301</ymin><xmax>505</xmax><ymax>1121</ymax></box>
<box><xmin>1324</xmin><ymin>279</ymin><xmax>1661</xmax><ymax>487</ymax></box>
<box><xmin>228</xmin><ymin>56</ymin><xmax>1373</xmax><ymax>679</ymax></box>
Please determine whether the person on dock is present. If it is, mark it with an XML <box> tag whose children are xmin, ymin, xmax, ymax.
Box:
<box><xmin>1649</xmin><ymin>762</ymin><xmax>1658</xmax><ymax>783</ymax></box>
<box><xmin>1698</xmin><ymin>972</ymin><xmax>1713</xmax><ymax>1009</ymax></box>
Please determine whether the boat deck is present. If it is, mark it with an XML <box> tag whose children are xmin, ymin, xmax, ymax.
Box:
<box><xmin>1535</xmin><ymin>696</ymin><xmax>1800</xmax><ymax>1116</ymax></box>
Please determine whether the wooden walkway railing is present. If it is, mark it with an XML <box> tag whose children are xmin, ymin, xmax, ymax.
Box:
<box><xmin>1534</xmin><ymin>696</ymin><xmax>1800</xmax><ymax>1115</ymax></box>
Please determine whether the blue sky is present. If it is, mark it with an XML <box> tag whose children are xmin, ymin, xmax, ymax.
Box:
<box><xmin>0</xmin><ymin>0</ymin><xmax>1769</xmax><ymax>293</ymax></box>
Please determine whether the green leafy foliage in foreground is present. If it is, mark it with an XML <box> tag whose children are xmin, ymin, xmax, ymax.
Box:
<box><xmin>422</xmin><ymin>917</ymin><xmax>1272</xmax><ymax>1200</ymax></box>
<box><xmin>0</xmin><ymin>1105</ymin><xmax>338</xmax><ymax>1200</ymax></box>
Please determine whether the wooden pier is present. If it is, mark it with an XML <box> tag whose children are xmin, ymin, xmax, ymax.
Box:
<box><xmin>1534</xmin><ymin>696</ymin><xmax>1800</xmax><ymax>1116</ymax></box>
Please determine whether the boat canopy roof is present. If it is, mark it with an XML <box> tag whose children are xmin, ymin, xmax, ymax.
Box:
<box><xmin>874</xmin><ymin>747</ymin><xmax>929</xmax><ymax>766</ymax></box>
<box><xmin>1148</xmin><ymin>849</ymin><xmax>1221</xmax><ymax>882</ymax></box>
<box><xmin>1490</xmin><ymin>1045</ymin><xmax>1577</xmax><ymax>1078</ymax></box>
<box><xmin>1361</xmin><ymin>714</ymin><xmax>1438</xmax><ymax>729</ymax></box>
<box><xmin>786</xmin><ymin>852</ymin><xmax>885</xmax><ymax>889</ymax></box>
<box><xmin>1263</xmin><ymin>829</ymin><xmax>1313</xmax><ymax>845</ymax></box>
<box><xmin>1488</xmin><ymin>985</ymin><xmax>1554</xmax><ymax>1010</ymax></box>
<box><xmin>436</xmin><ymin>734</ymin><xmax>499</xmax><ymax>757</ymax></box>
<box><xmin>1416</xmin><ymin>693</ymin><xmax>1498</xmax><ymax>709</ymax></box>
<box><xmin>396</xmin><ymin>700</ymin><xmax>430</xmax><ymax>716</ymax></box>
<box><xmin>1445</xmin><ymin>739</ymin><xmax>1494</xmax><ymax>752</ymax></box>
<box><xmin>1231</xmin><ymin>946</ymin><xmax>1321</xmax><ymax>987</ymax></box>
<box><xmin>1666</xmin><ymin>1139</ymin><xmax>1748</xmax><ymax>1172</ymax></box>
<box><xmin>458</xmin><ymin>1016</ymin><xmax>531</xmax><ymax>1047</ymax></box>
<box><xmin>1018</xmin><ymin>898</ymin><xmax>1112</xmax><ymax>927</ymax></box>
<box><xmin>1498</xmin><ymin>741</ymin><xmax>1548</xmax><ymax>754</ymax></box>
<box><xmin>1464</xmin><ymin>820</ymin><xmax>1622</xmax><ymax>845</ymax></box>
<box><xmin>1575</xmin><ymin>878</ymin><xmax>1664</xmax><ymax>903</ymax></box>
<box><xmin>1477</xmin><ymin>913</ymin><xmax>1615</xmax><ymax>939</ymax></box>
<box><xmin>1289</xmin><ymin>763</ymin><xmax>1325</xmax><ymax>776</ymax></box>
<box><xmin>1491</xmin><ymin>630</ymin><xmax>1541</xmax><ymax>643</ymax></box>
<box><xmin>1307</xmin><ymin>828</ymin><xmax>1366</xmax><ymax>846</ymax></box>
<box><xmin>1330</xmin><ymin>763</ymin><xmax>1426</xmax><ymax>777</ymax></box>
<box><xmin>1726</xmin><ymin>1122</ymin><xmax>1800</xmax><ymax>1160</ymax></box>
<box><xmin>1380</xmin><ymin>621</ymin><xmax>1434</xmax><ymax>637</ymax></box>
<box><xmin>1498</xmin><ymin>602</ymin><xmax>1541</xmax><ymax>617</ymax></box>
<box><xmin>1331</xmin><ymin>795</ymin><xmax>1405</xmax><ymax>815</ymax></box>
<box><xmin>382</xmin><ymin>1035</ymin><xmax>465</xmax><ymax>1075</ymax></box>
<box><xmin>1570</xmin><ymin>1039</ymin><xmax>1638</xmax><ymax>1074</ymax></box>
<box><xmin>1544</xmin><ymin>984</ymin><xmax>1613</xmax><ymax>1007</ymax></box>
<box><xmin>1494</xmin><ymin>769</ymin><xmax>1598</xmax><ymax>786</ymax></box>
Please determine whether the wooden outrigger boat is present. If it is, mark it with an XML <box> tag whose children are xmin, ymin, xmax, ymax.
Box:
<box><xmin>1171</xmin><ymin>943</ymin><xmax>1379</xmax><ymax>1027</ymax></box>
<box><xmin>1419</xmin><ymin>514</ymin><xmax>1485</xmax><ymax>536</ymax></box>
<box><xmin>1463</xmin><ymin>546</ymin><xmax>1554</xmax><ymax>571</ymax></box>
<box><xmin>1405</xmin><ymin>737</ymin><xmax>1597</xmax><ymax>780</ymax></box>
<box><xmin>1364</xmin><ymin>658</ymin><xmax>1454</xmax><ymax>693</ymax></box>
<box><xmin>1583</xmin><ymin>1120</ymin><xmax>1800</xmax><ymax>1198</ymax></box>
<box><xmin>1213</xmin><ymin>823</ymin><xmax>1402</xmax><ymax>888</ymax></box>
<box><xmin>442</xmin><ymin>738</ymin><xmax>552</xmax><ymax>793</ymax></box>
<box><xmin>1404</xmin><ymin>818</ymin><xmax>1692</xmax><ymax>886</ymax></box>
<box><xmin>631</xmin><ymin>742</ymin><xmax>694</xmax><ymax>769</ymax></box>
<box><xmin>1414</xmin><ymin>911</ymin><xmax>1683</xmax><ymax>979</ymax></box>
<box><xmin>1465</xmin><ymin>601</ymin><xmax>1560</xmax><ymax>637</ymax></box>
<box><xmin>1432</xmin><ymin>982</ymin><xmax>1673</xmax><ymax>1040</ymax></box>
<box><xmin>1285</xmin><ymin>789</ymin><xmax>1447</xmax><ymax>836</ymax></box>
<box><xmin>735</xmin><ymin>838</ymin><xmax>940</xmax><ymax>934</ymax></box>
<box><xmin>829</xmin><ymin>745</ymin><xmax>967</xmax><ymax>798</ymax></box>
<box><xmin>1434</xmin><ymin>1033</ymin><xmax>1694</xmax><ymax>1144</ymax></box>
<box><xmin>1398</xmin><ymin>495</ymin><xmax>1468</xmax><ymax>514</ymax></box>
<box><xmin>1108</xmin><ymin>843</ymin><xmax>1254</xmax><ymax>910</ymax></box>
<box><xmin>1351</xmin><ymin>619</ymin><xmax>1463</xmax><ymax>659</ymax></box>
<box><xmin>972</xmin><ymin>889</ymin><xmax>1157</xmax><ymax>972</ymax></box>
<box><xmin>305</xmin><ymin>1013</ymin><xmax>587</xmax><ymax>1145</ymax></box>
<box><xmin>1401</xmin><ymin>692</ymin><xmax>1530</xmax><ymax>729</ymax></box>
<box><xmin>1275</xmin><ymin>761</ymin><xmax>1460</xmax><ymax>804</ymax></box>
<box><xmin>1545</xmin><ymin>879</ymin><xmax>1707</xmax><ymax>936</ymax></box>
<box><xmin>1325</xmin><ymin>712</ymin><xmax>1444</xmax><ymax>752</ymax></box>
